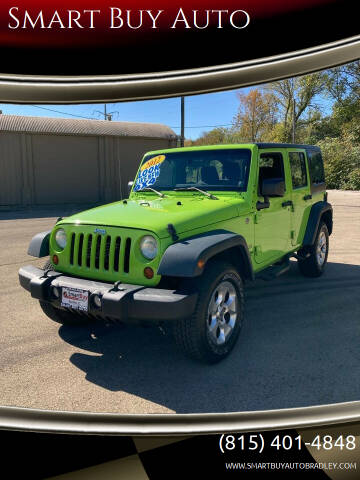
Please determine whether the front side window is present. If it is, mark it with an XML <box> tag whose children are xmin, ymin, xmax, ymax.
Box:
<box><xmin>133</xmin><ymin>149</ymin><xmax>252</xmax><ymax>192</ymax></box>
<box><xmin>289</xmin><ymin>151</ymin><xmax>307</xmax><ymax>189</ymax></box>
<box><xmin>258</xmin><ymin>152</ymin><xmax>285</xmax><ymax>189</ymax></box>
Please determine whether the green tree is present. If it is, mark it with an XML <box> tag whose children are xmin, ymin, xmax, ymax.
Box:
<box><xmin>186</xmin><ymin>127</ymin><xmax>230</xmax><ymax>146</ymax></box>
<box><xmin>318</xmin><ymin>127</ymin><xmax>360</xmax><ymax>189</ymax></box>
<box><xmin>266</xmin><ymin>73</ymin><xmax>326</xmax><ymax>142</ymax></box>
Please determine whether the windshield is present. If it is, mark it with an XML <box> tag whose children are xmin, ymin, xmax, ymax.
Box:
<box><xmin>133</xmin><ymin>149</ymin><xmax>252</xmax><ymax>192</ymax></box>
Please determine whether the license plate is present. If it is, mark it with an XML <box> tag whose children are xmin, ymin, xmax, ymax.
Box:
<box><xmin>61</xmin><ymin>287</ymin><xmax>89</xmax><ymax>312</ymax></box>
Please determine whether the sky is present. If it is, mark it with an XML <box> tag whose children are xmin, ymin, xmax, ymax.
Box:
<box><xmin>0</xmin><ymin>88</ymin><xmax>249</xmax><ymax>140</ymax></box>
<box><xmin>0</xmin><ymin>80</ymin><xmax>333</xmax><ymax>141</ymax></box>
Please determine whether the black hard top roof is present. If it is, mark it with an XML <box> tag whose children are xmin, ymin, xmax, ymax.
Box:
<box><xmin>255</xmin><ymin>143</ymin><xmax>320</xmax><ymax>150</ymax></box>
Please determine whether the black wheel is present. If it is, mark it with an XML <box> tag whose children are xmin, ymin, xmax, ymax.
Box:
<box><xmin>39</xmin><ymin>259</ymin><xmax>89</xmax><ymax>326</ymax></box>
<box><xmin>297</xmin><ymin>222</ymin><xmax>329</xmax><ymax>277</ymax></box>
<box><xmin>174</xmin><ymin>261</ymin><xmax>244</xmax><ymax>364</ymax></box>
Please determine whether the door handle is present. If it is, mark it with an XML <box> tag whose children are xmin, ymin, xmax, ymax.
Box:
<box><xmin>282</xmin><ymin>200</ymin><xmax>293</xmax><ymax>208</ymax></box>
<box><xmin>303</xmin><ymin>194</ymin><xmax>312</xmax><ymax>200</ymax></box>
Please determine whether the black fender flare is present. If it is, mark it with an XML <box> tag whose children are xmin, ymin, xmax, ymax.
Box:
<box><xmin>27</xmin><ymin>230</ymin><xmax>51</xmax><ymax>258</ymax></box>
<box><xmin>302</xmin><ymin>201</ymin><xmax>333</xmax><ymax>247</ymax></box>
<box><xmin>157</xmin><ymin>229</ymin><xmax>254</xmax><ymax>280</ymax></box>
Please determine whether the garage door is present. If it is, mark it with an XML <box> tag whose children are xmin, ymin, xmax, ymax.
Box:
<box><xmin>0</xmin><ymin>133</ymin><xmax>22</xmax><ymax>206</ymax></box>
<box><xmin>32</xmin><ymin>134</ymin><xmax>101</xmax><ymax>205</ymax></box>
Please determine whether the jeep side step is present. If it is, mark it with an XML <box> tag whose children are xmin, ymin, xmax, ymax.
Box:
<box><xmin>255</xmin><ymin>258</ymin><xmax>290</xmax><ymax>281</ymax></box>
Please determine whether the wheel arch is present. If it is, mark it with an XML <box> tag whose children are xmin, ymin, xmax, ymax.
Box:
<box><xmin>157</xmin><ymin>230</ymin><xmax>254</xmax><ymax>281</ymax></box>
<box><xmin>321</xmin><ymin>209</ymin><xmax>333</xmax><ymax>236</ymax></box>
<box><xmin>28</xmin><ymin>230</ymin><xmax>51</xmax><ymax>257</ymax></box>
<box><xmin>302</xmin><ymin>201</ymin><xmax>333</xmax><ymax>247</ymax></box>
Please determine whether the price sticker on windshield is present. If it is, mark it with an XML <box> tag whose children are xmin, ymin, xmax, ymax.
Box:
<box><xmin>134</xmin><ymin>155</ymin><xmax>165</xmax><ymax>191</ymax></box>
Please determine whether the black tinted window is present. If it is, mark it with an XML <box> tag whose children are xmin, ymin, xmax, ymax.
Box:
<box><xmin>289</xmin><ymin>152</ymin><xmax>307</xmax><ymax>188</ymax></box>
<box><xmin>307</xmin><ymin>150</ymin><xmax>325</xmax><ymax>184</ymax></box>
<box><xmin>259</xmin><ymin>152</ymin><xmax>285</xmax><ymax>183</ymax></box>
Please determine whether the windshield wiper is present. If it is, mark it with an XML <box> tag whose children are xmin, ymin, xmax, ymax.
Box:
<box><xmin>137</xmin><ymin>187</ymin><xmax>166</xmax><ymax>198</ymax></box>
<box><xmin>174</xmin><ymin>187</ymin><xmax>218</xmax><ymax>200</ymax></box>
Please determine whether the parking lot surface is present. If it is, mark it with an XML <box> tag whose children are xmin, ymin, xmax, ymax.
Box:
<box><xmin>0</xmin><ymin>190</ymin><xmax>360</xmax><ymax>414</ymax></box>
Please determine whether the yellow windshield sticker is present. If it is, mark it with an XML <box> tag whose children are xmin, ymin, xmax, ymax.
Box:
<box><xmin>140</xmin><ymin>155</ymin><xmax>166</xmax><ymax>171</ymax></box>
<box><xmin>134</xmin><ymin>155</ymin><xmax>166</xmax><ymax>191</ymax></box>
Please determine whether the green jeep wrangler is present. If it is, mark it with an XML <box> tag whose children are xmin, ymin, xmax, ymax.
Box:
<box><xmin>19</xmin><ymin>143</ymin><xmax>332</xmax><ymax>363</ymax></box>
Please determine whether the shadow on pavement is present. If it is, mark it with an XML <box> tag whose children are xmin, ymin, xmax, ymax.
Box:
<box><xmin>58</xmin><ymin>261</ymin><xmax>360</xmax><ymax>414</ymax></box>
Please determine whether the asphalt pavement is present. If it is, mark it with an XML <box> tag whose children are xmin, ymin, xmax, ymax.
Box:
<box><xmin>0</xmin><ymin>191</ymin><xmax>360</xmax><ymax>414</ymax></box>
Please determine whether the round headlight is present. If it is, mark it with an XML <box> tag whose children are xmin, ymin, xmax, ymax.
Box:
<box><xmin>55</xmin><ymin>229</ymin><xmax>67</xmax><ymax>250</ymax></box>
<box><xmin>140</xmin><ymin>235</ymin><xmax>158</xmax><ymax>260</ymax></box>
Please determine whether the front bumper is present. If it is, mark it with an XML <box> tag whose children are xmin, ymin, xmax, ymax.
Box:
<box><xmin>19</xmin><ymin>265</ymin><xmax>197</xmax><ymax>324</ymax></box>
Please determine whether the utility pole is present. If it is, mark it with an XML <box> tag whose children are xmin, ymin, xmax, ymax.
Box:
<box><xmin>93</xmin><ymin>103</ymin><xmax>118</xmax><ymax>121</ymax></box>
<box><xmin>180</xmin><ymin>96</ymin><xmax>185</xmax><ymax>147</ymax></box>
<box><xmin>292</xmin><ymin>98</ymin><xmax>296</xmax><ymax>143</ymax></box>
<box><xmin>104</xmin><ymin>104</ymin><xmax>113</xmax><ymax>121</ymax></box>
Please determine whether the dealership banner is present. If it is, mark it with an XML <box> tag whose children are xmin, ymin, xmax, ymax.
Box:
<box><xmin>1</xmin><ymin>425</ymin><xmax>359</xmax><ymax>478</ymax></box>
<box><xmin>0</xmin><ymin>0</ymin><xmax>360</xmax><ymax>478</ymax></box>
<box><xmin>0</xmin><ymin>0</ymin><xmax>358</xmax><ymax>101</ymax></box>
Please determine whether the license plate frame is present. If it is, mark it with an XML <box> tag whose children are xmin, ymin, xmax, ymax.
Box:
<box><xmin>61</xmin><ymin>286</ymin><xmax>89</xmax><ymax>312</ymax></box>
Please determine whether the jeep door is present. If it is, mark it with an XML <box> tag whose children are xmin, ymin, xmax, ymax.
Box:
<box><xmin>254</xmin><ymin>150</ymin><xmax>292</xmax><ymax>265</ymax></box>
<box><xmin>286</xmin><ymin>149</ymin><xmax>312</xmax><ymax>247</ymax></box>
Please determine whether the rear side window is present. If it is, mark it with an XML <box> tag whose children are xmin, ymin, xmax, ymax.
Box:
<box><xmin>289</xmin><ymin>152</ymin><xmax>307</xmax><ymax>189</ymax></box>
<box><xmin>307</xmin><ymin>150</ymin><xmax>325</xmax><ymax>185</ymax></box>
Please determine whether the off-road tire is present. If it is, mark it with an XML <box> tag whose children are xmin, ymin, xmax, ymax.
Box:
<box><xmin>174</xmin><ymin>261</ymin><xmax>244</xmax><ymax>364</ymax></box>
<box><xmin>297</xmin><ymin>222</ymin><xmax>329</xmax><ymax>278</ymax></box>
<box><xmin>39</xmin><ymin>260</ymin><xmax>89</xmax><ymax>326</ymax></box>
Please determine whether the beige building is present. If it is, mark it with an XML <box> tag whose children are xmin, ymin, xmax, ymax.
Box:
<box><xmin>0</xmin><ymin>115</ymin><xmax>177</xmax><ymax>208</ymax></box>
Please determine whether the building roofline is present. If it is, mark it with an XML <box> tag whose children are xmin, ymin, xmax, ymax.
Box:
<box><xmin>0</xmin><ymin>114</ymin><xmax>176</xmax><ymax>139</ymax></box>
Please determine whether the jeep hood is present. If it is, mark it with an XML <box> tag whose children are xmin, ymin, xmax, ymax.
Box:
<box><xmin>59</xmin><ymin>195</ymin><xmax>247</xmax><ymax>238</ymax></box>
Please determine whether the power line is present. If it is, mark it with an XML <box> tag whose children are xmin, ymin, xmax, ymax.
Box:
<box><xmin>26</xmin><ymin>105</ymin><xmax>234</xmax><ymax>130</ymax></box>
<box><xmin>30</xmin><ymin>105</ymin><xmax>96</xmax><ymax>120</ymax></box>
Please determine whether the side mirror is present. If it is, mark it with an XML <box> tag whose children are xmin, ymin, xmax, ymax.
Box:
<box><xmin>261</xmin><ymin>178</ymin><xmax>285</xmax><ymax>197</ymax></box>
<box><xmin>127</xmin><ymin>181</ymin><xmax>134</xmax><ymax>196</ymax></box>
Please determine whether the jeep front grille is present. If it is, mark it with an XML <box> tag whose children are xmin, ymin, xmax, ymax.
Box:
<box><xmin>69</xmin><ymin>232</ymin><xmax>132</xmax><ymax>273</ymax></box>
